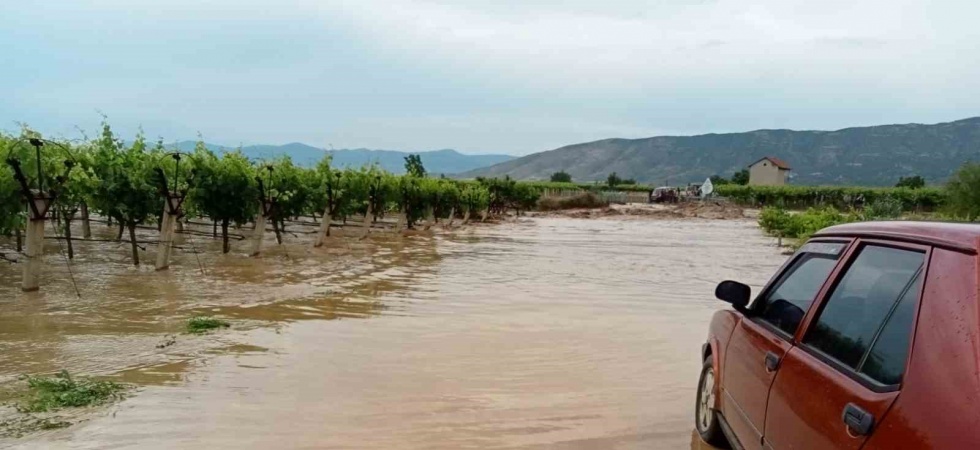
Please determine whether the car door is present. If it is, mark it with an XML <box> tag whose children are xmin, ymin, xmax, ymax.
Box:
<box><xmin>722</xmin><ymin>240</ymin><xmax>850</xmax><ymax>450</ymax></box>
<box><xmin>763</xmin><ymin>241</ymin><xmax>929</xmax><ymax>450</ymax></box>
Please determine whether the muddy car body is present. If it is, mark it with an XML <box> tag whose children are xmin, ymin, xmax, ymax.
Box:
<box><xmin>696</xmin><ymin>221</ymin><xmax>980</xmax><ymax>449</ymax></box>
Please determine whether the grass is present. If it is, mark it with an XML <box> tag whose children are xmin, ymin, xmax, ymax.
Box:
<box><xmin>186</xmin><ymin>316</ymin><xmax>231</xmax><ymax>334</ymax></box>
<box><xmin>15</xmin><ymin>370</ymin><xmax>126</xmax><ymax>413</ymax></box>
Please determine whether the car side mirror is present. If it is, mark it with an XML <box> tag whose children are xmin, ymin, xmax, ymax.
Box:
<box><xmin>715</xmin><ymin>280</ymin><xmax>751</xmax><ymax>310</ymax></box>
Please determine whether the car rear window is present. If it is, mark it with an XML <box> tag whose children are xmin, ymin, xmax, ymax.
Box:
<box><xmin>803</xmin><ymin>245</ymin><xmax>924</xmax><ymax>386</ymax></box>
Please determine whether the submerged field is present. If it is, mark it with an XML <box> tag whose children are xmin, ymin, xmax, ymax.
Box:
<box><xmin>0</xmin><ymin>214</ymin><xmax>786</xmax><ymax>449</ymax></box>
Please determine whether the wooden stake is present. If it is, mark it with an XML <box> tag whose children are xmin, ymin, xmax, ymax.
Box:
<box><xmin>128</xmin><ymin>222</ymin><xmax>140</xmax><ymax>266</ymax></box>
<box><xmin>80</xmin><ymin>203</ymin><xmax>92</xmax><ymax>239</ymax></box>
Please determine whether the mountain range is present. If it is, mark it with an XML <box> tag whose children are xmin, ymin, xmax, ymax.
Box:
<box><xmin>164</xmin><ymin>141</ymin><xmax>514</xmax><ymax>175</ymax></box>
<box><xmin>460</xmin><ymin>117</ymin><xmax>980</xmax><ymax>186</ymax></box>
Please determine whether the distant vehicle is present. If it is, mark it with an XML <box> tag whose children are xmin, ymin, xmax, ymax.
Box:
<box><xmin>649</xmin><ymin>187</ymin><xmax>679</xmax><ymax>203</ymax></box>
<box><xmin>684</xmin><ymin>183</ymin><xmax>703</xmax><ymax>198</ymax></box>
<box><xmin>696</xmin><ymin>221</ymin><xmax>980</xmax><ymax>450</ymax></box>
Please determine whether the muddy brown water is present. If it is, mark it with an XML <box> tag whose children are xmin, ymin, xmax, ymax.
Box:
<box><xmin>0</xmin><ymin>216</ymin><xmax>786</xmax><ymax>449</ymax></box>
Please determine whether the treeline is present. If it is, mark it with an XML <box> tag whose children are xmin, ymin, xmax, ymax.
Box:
<box><xmin>0</xmin><ymin>123</ymin><xmax>545</xmax><ymax>263</ymax></box>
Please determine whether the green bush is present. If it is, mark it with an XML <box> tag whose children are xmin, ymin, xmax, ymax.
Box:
<box><xmin>864</xmin><ymin>197</ymin><xmax>903</xmax><ymax>220</ymax></box>
<box><xmin>758</xmin><ymin>206</ymin><xmax>862</xmax><ymax>247</ymax></box>
<box><xmin>759</xmin><ymin>207</ymin><xmax>793</xmax><ymax>236</ymax></box>
<box><xmin>945</xmin><ymin>162</ymin><xmax>980</xmax><ymax>221</ymax></box>
<box><xmin>537</xmin><ymin>192</ymin><xmax>609</xmax><ymax>211</ymax></box>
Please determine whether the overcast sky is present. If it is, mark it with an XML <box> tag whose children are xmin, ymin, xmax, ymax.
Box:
<box><xmin>2</xmin><ymin>1</ymin><xmax>978</xmax><ymax>155</ymax></box>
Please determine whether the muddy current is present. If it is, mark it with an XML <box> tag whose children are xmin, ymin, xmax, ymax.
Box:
<box><xmin>0</xmin><ymin>215</ymin><xmax>786</xmax><ymax>449</ymax></box>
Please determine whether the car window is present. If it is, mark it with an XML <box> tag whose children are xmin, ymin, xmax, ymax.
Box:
<box><xmin>754</xmin><ymin>242</ymin><xmax>845</xmax><ymax>336</ymax></box>
<box><xmin>859</xmin><ymin>273</ymin><xmax>922</xmax><ymax>385</ymax></box>
<box><xmin>803</xmin><ymin>245</ymin><xmax>924</xmax><ymax>385</ymax></box>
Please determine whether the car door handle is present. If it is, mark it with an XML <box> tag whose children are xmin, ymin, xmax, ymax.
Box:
<box><xmin>764</xmin><ymin>351</ymin><xmax>780</xmax><ymax>372</ymax></box>
<box><xmin>842</xmin><ymin>403</ymin><xmax>875</xmax><ymax>436</ymax></box>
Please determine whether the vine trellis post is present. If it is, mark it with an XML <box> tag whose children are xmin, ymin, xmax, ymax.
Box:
<box><xmin>5</xmin><ymin>138</ymin><xmax>74</xmax><ymax>291</ymax></box>
<box><xmin>360</xmin><ymin>175</ymin><xmax>381</xmax><ymax>240</ymax></box>
<box><xmin>153</xmin><ymin>153</ymin><xmax>189</xmax><ymax>270</ymax></box>
<box><xmin>250</xmin><ymin>166</ymin><xmax>274</xmax><ymax>256</ymax></box>
<box><xmin>314</xmin><ymin>169</ymin><xmax>340</xmax><ymax>247</ymax></box>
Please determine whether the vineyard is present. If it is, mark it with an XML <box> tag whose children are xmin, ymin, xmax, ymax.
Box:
<box><xmin>0</xmin><ymin>124</ymin><xmax>544</xmax><ymax>291</ymax></box>
<box><xmin>512</xmin><ymin>182</ymin><xmax>947</xmax><ymax>211</ymax></box>
<box><xmin>2</xmin><ymin>122</ymin><xmax>969</xmax><ymax>292</ymax></box>
<box><xmin>713</xmin><ymin>185</ymin><xmax>945</xmax><ymax>211</ymax></box>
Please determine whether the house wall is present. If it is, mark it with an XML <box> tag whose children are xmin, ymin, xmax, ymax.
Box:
<box><xmin>748</xmin><ymin>161</ymin><xmax>789</xmax><ymax>186</ymax></box>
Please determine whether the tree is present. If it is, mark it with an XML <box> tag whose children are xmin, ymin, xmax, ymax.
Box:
<box><xmin>944</xmin><ymin>163</ymin><xmax>980</xmax><ymax>220</ymax></box>
<box><xmin>896</xmin><ymin>175</ymin><xmax>925</xmax><ymax>189</ymax></box>
<box><xmin>404</xmin><ymin>154</ymin><xmax>426</xmax><ymax>178</ymax></box>
<box><xmin>550</xmin><ymin>171</ymin><xmax>572</xmax><ymax>183</ymax></box>
<box><xmin>709</xmin><ymin>175</ymin><xmax>731</xmax><ymax>186</ymax></box>
<box><xmin>732</xmin><ymin>169</ymin><xmax>750</xmax><ymax>185</ymax></box>
<box><xmin>606</xmin><ymin>172</ymin><xmax>622</xmax><ymax>188</ymax></box>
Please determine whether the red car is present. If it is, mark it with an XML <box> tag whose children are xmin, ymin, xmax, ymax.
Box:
<box><xmin>696</xmin><ymin>221</ymin><xmax>980</xmax><ymax>449</ymax></box>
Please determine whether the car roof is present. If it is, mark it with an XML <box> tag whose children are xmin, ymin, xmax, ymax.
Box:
<box><xmin>814</xmin><ymin>221</ymin><xmax>980</xmax><ymax>254</ymax></box>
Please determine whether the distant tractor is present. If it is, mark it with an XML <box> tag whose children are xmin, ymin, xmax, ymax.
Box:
<box><xmin>649</xmin><ymin>187</ymin><xmax>679</xmax><ymax>204</ymax></box>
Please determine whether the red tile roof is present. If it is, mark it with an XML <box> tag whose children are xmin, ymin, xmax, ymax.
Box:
<box><xmin>750</xmin><ymin>157</ymin><xmax>792</xmax><ymax>170</ymax></box>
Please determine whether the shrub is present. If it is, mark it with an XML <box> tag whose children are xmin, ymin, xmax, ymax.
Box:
<box><xmin>759</xmin><ymin>206</ymin><xmax>793</xmax><ymax>235</ymax></box>
<box><xmin>864</xmin><ymin>197</ymin><xmax>903</xmax><ymax>220</ymax></box>
<box><xmin>537</xmin><ymin>192</ymin><xmax>608</xmax><ymax>211</ymax></box>
<box><xmin>945</xmin><ymin>162</ymin><xmax>980</xmax><ymax>221</ymax></box>
<box><xmin>758</xmin><ymin>206</ymin><xmax>863</xmax><ymax>247</ymax></box>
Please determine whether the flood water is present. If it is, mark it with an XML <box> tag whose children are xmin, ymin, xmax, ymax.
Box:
<box><xmin>0</xmin><ymin>216</ymin><xmax>786</xmax><ymax>449</ymax></box>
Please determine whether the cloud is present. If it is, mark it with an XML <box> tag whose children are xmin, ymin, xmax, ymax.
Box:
<box><xmin>1</xmin><ymin>0</ymin><xmax>979</xmax><ymax>154</ymax></box>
